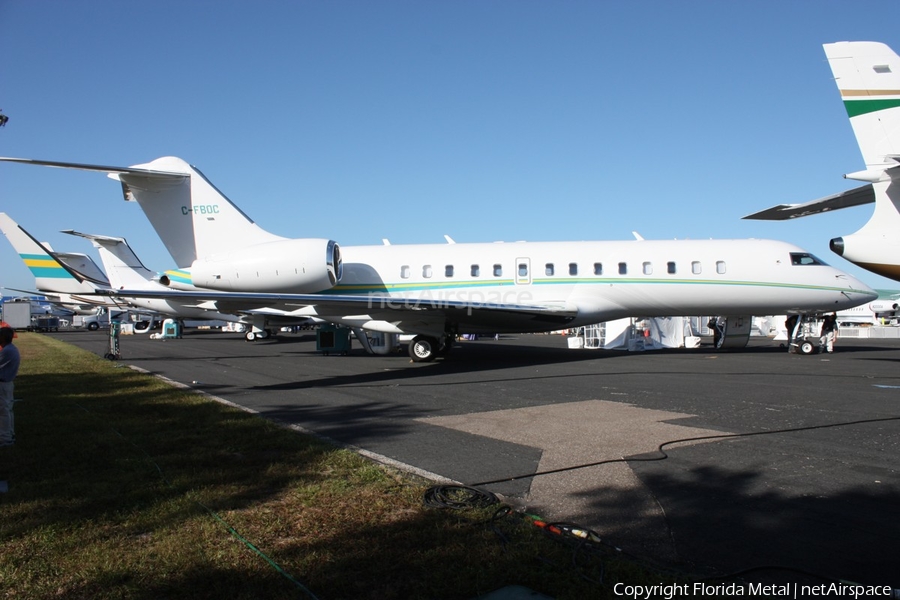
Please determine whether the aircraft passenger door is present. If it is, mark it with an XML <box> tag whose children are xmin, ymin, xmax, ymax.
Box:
<box><xmin>515</xmin><ymin>257</ymin><xmax>531</xmax><ymax>285</ymax></box>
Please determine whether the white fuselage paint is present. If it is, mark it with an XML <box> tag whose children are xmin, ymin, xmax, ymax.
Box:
<box><xmin>311</xmin><ymin>238</ymin><xmax>875</xmax><ymax>336</ymax></box>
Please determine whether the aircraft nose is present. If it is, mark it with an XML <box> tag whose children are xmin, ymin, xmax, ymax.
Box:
<box><xmin>830</xmin><ymin>237</ymin><xmax>845</xmax><ymax>256</ymax></box>
<box><xmin>847</xmin><ymin>275</ymin><xmax>878</xmax><ymax>301</ymax></box>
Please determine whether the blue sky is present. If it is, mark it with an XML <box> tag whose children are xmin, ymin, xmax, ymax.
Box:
<box><xmin>2</xmin><ymin>1</ymin><xmax>900</xmax><ymax>295</ymax></box>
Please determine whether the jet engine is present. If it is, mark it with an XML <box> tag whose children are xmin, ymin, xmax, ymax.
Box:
<box><xmin>830</xmin><ymin>233</ymin><xmax>900</xmax><ymax>282</ymax></box>
<box><xmin>188</xmin><ymin>238</ymin><xmax>341</xmax><ymax>293</ymax></box>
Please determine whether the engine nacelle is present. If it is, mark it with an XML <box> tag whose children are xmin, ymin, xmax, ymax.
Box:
<box><xmin>189</xmin><ymin>238</ymin><xmax>341</xmax><ymax>293</ymax></box>
<box><xmin>830</xmin><ymin>232</ymin><xmax>900</xmax><ymax>282</ymax></box>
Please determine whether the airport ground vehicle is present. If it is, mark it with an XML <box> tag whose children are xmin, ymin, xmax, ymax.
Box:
<box><xmin>0</xmin><ymin>301</ymin><xmax>31</xmax><ymax>329</ymax></box>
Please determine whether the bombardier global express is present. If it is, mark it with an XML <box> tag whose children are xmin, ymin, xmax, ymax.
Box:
<box><xmin>0</xmin><ymin>156</ymin><xmax>876</xmax><ymax>361</ymax></box>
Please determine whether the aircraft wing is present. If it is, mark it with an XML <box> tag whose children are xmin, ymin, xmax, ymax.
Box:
<box><xmin>2</xmin><ymin>288</ymin><xmax>111</xmax><ymax>312</ymax></box>
<box><xmin>106</xmin><ymin>289</ymin><xmax>579</xmax><ymax>325</ymax></box>
<box><xmin>742</xmin><ymin>184</ymin><xmax>875</xmax><ymax>220</ymax></box>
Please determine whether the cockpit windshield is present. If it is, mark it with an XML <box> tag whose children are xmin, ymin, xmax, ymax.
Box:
<box><xmin>790</xmin><ymin>252</ymin><xmax>828</xmax><ymax>266</ymax></box>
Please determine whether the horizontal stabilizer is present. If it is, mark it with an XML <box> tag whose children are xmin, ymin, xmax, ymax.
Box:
<box><xmin>0</xmin><ymin>157</ymin><xmax>187</xmax><ymax>180</ymax></box>
<box><xmin>742</xmin><ymin>185</ymin><xmax>875</xmax><ymax>220</ymax></box>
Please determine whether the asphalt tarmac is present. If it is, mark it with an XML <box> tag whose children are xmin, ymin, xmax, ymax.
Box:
<box><xmin>49</xmin><ymin>328</ymin><xmax>900</xmax><ymax>588</ymax></box>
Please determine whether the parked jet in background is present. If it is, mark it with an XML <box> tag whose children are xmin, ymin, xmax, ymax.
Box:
<box><xmin>3</xmin><ymin>212</ymin><xmax>259</xmax><ymax>332</ymax></box>
<box><xmin>745</xmin><ymin>41</ymin><xmax>900</xmax><ymax>282</ymax></box>
<box><xmin>60</xmin><ymin>229</ymin><xmax>245</xmax><ymax>329</ymax></box>
<box><xmin>63</xmin><ymin>229</ymin><xmax>318</xmax><ymax>340</ymax></box>
<box><xmin>0</xmin><ymin>212</ymin><xmax>116</xmax><ymax>314</ymax></box>
<box><xmin>0</xmin><ymin>156</ymin><xmax>877</xmax><ymax>360</ymax></box>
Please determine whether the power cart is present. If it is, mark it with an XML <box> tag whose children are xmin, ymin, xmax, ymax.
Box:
<box><xmin>105</xmin><ymin>321</ymin><xmax>121</xmax><ymax>360</ymax></box>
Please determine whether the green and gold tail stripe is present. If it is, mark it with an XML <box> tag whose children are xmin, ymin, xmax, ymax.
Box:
<box><xmin>840</xmin><ymin>89</ymin><xmax>900</xmax><ymax>118</ymax></box>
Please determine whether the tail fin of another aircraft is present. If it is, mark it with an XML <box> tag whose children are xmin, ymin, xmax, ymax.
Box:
<box><xmin>823</xmin><ymin>42</ymin><xmax>900</xmax><ymax>280</ymax></box>
<box><xmin>824</xmin><ymin>41</ymin><xmax>900</xmax><ymax>173</ymax></box>
<box><xmin>0</xmin><ymin>212</ymin><xmax>109</xmax><ymax>293</ymax></box>
<box><xmin>62</xmin><ymin>231</ymin><xmax>157</xmax><ymax>290</ymax></box>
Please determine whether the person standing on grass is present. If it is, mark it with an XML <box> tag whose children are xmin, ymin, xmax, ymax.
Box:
<box><xmin>0</xmin><ymin>326</ymin><xmax>21</xmax><ymax>447</ymax></box>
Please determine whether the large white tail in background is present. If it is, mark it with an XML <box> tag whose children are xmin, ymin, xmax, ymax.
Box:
<box><xmin>823</xmin><ymin>41</ymin><xmax>900</xmax><ymax>281</ymax></box>
<box><xmin>745</xmin><ymin>42</ymin><xmax>900</xmax><ymax>282</ymax></box>
<box><xmin>825</xmin><ymin>41</ymin><xmax>900</xmax><ymax>170</ymax></box>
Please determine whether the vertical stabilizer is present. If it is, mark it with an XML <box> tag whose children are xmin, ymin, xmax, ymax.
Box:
<box><xmin>110</xmin><ymin>157</ymin><xmax>286</xmax><ymax>267</ymax></box>
<box><xmin>63</xmin><ymin>231</ymin><xmax>157</xmax><ymax>290</ymax></box>
<box><xmin>0</xmin><ymin>212</ymin><xmax>109</xmax><ymax>293</ymax></box>
<box><xmin>824</xmin><ymin>42</ymin><xmax>900</xmax><ymax>281</ymax></box>
<box><xmin>824</xmin><ymin>41</ymin><xmax>900</xmax><ymax>169</ymax></box>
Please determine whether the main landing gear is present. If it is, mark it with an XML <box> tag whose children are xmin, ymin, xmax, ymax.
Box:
<box><xmin>407</xmin><ymin>335</ymin><xmax>453</xmax><ymax>362</ymax></box>
<box><xmin>244</xmin><ymin>329</ymin><xmax>273</xmax><ymax>341</ymax></box>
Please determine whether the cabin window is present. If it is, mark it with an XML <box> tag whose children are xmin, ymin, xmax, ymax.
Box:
<box><xmin>618</xmin><ymin>262</ymin><xmax>627</xmax><ymax>275</ymax></box>
<box><xmin>716</xmin><ymin>261</ymin><xmax>726</xmax><ymax>274</ymax></box>
<box><xmin>667</xmin><ymin>261</ymin><xmax>676</xmax><ymax>274</ymax></box>
<box><xmin>518</xmin><ymin>262</ymin><xmax>528</xmax><ymax>277</ymax></box>
<box><xmin>471</xmin><ymin>264</ymin><xmax>480</xmax><ymax>277</ymax></box>
<box><xmin>493</xmin><ymin>264</ymin><xmax>503</xmax><ymax>277</ymax></box>
<box><xmin>790</xmin><ymin>252</ymin><xmax>827</xmax><ymax>266</ymax></box>
<box><xmin>401</xmin><ymin>265</ymin><xmax>410</xmax><ymax>279</ymax></box>
<box><xmin>445</xmin><ymin>265</ymin><xmax>454</xmax><ymax>277</ymax></box>
<box><xmin>423</xmin><ymin>265</ymin><xmax>433</xmax><ymax>278</ymax></box>
<box><xmin>569</xmin><ymin>263</ymin><xmax>578</xmax><ymax>276</ymax></box>
<box><xmin>642</xmin><ymin>262</ymin><xmax>652</xmax><ymax>275</ymax></box>
<box><xmin>593</xmin><ymin>263</ymin><xmax>603</xmax><ymax>275</ymax></box>
<box><xmin>545</xmin><ymin>263</ymin><xmax>555</xmax><ymax>276</ymax></box>
<box><xmin>691</xmin><ymin>261</ymin><xmax>702</xmax><ymax>274</ymax></box>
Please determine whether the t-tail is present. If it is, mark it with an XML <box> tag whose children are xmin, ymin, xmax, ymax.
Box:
<box><xmin>824</xmin><ymin>41</ymin><xmax>900</xmax><ymax>281</ymax></box>
<box><xmin>108</xmin><ymin>157</ymin><xmax>287</xmax><ymax>267</ymax></box>
<box><xmin>0</xmin><ymin>157</ymin><xmax>343</xmax><ymax>293</ymax></box>
<box><xmin>61</xmin><ymin>230</ymin><xmax>158</xmax><ymax>290</ymax></box>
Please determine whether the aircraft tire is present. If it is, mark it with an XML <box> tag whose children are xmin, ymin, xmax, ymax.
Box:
<box><xmin>799</xmin><ymin>341</ymin><xmax>815</xmax><ymax>355</ymax></box>
<box><xmin>245</xmin><ymin>331</ymin><xmax>257</xmax><ymax>342</ymax></box>
<box><xmin>408</xmin><ymin>335</ymin><xmax>438</xmax><ymax>362</ymax></box>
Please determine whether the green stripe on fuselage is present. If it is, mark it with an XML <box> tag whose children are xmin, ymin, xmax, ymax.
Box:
<box><xmin>327</xmin><ymin>277</ymin><xmax>856</xmax><ymax>296</ymax></box>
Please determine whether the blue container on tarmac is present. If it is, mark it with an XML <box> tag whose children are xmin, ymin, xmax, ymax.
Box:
<box><xmin>316</xmin><ymin>324</ymin><xmax>351</xmax><ymax>355</ymax></box>
<box><xmin>162</xmin><ymin>319</ymin><xmax>181</xmax><ymax>339</ymax></box>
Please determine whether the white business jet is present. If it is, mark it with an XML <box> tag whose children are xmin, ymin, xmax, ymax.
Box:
<box><xmin>0</xmin><ymin>157</ymin><xmax>877</xmax><ymax>361</ymax></box>
<box><xmin>745</xmin><ymin>41</ymin><xmax>900</xmax><ymax>283</ymax></box>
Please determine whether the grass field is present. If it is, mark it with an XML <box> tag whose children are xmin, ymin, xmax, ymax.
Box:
<box><xmin>0</xmin><ymin>333</ymin><xmax>685</xmax><ymax>599</ymax></box>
